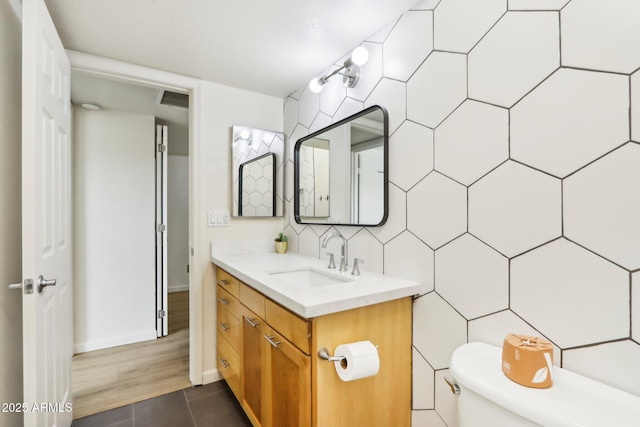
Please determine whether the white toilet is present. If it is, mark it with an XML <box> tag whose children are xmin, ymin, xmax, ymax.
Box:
<box><xmin>449</xmin><ymin>342</ymin><xmax>640</xmax><ymax>427</ymax></box>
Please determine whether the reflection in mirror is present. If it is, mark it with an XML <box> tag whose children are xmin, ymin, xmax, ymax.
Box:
<box><xmin>239</xmin><ymin>153</ymin><xmax>276</xmax><ymax>216</ymax></box>
<box><xmin>299</xmin><ymin>138</ymin><xmax>330</xmax><ymax>217</ymax></box>
<box><xmin>294</xmin><ymin>105</ymin><xmax>388</xmax><ymax>226</ymax></box>
<box><xmin>232</xmin><ymin>126</ymin><xmax>284</xmax><ymax>217</ymax></box>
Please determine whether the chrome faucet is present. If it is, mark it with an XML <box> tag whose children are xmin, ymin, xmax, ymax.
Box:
<box><xmin>321</xmin><ymin>232</ymin><xmax>348</xmax><ymax>272</ymax></box>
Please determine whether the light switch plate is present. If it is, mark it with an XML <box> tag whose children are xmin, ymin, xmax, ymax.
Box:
<box><xmin>208</xmin><ymin>210</ymin><xmax>230</xmax><ymax>227</ymax></box>
<box><xmin>221</xmin><ymin>210</ymin><xmax>230</xmax><ymax>226</ymax></box>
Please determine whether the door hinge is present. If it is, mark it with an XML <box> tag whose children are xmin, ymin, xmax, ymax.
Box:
<box><xmin>157</xmin><ymin>143</ymin><xmax>167</xmax><ymax>153</ymax></box>
<box><xmin>157</xmin><ymin>223</ymin><xmax>166</xmax><ymax>233</ymax></box>
<box><xmin>157</xmin><ymin>310</ymin><xmax>166</xmax><ymax>319</ymax></box>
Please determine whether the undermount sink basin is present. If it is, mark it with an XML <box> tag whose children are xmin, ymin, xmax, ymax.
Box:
<box><xmin>268</xmin><ymin>267</ymin><xmax>354</xmax><ymax>287</ymax></box>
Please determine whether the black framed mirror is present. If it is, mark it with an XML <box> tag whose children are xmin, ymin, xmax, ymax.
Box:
<box><xmin>294</xmin><ymin>105</ymin><xmax>388</xmax><ymax>226</ymax></box>
<box><xmin>238</xmin><ymin>153</ymin><xmax>276</xmax><ymax>216</ymax></box>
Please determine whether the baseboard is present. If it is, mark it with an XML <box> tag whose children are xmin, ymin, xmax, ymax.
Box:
<box><xmin>169</xmin><ymin>284</ymin><xmax>189</xmax><ymax>293</ymax></box>
<box><xmin>202</xmin><ymin>368</ymin><xmax>223</xmax><ymax>385</ymax></box>
<box><xmin>74</xmin><ymin>330</ymin><xmax>158</xmax><ymax>354</ymax></box>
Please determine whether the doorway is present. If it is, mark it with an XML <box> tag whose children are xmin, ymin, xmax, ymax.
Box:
<box><xmin>70</xmin><ymin>70</ymin><xmax>192</xmax><ymax>417</ymax></box>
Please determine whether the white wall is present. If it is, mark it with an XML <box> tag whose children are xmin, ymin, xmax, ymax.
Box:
<box><xmin>197</xmin><ymin>81</ymin><xmax>284</xmax><ymax>383</ymax></box>
<box><xmin>0</xmin><ymin>1</ymin><xmax>23</xmax><ymax>426</ymax></box>
<box><xmin>168</xmin><ymin>154</ymin><xmax>189</xmax><ymax>292</ymax></box>
<box><xmin>73</xmin><ymin>108</ymin><xmax>157</xmax><ymax>353</ymax></box>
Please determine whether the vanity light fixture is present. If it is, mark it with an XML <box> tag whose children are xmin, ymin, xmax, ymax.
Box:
<box><xmin>309</xmin><ymin>46</ymin><xmax>369</xmax><ymax>94</ymax></box>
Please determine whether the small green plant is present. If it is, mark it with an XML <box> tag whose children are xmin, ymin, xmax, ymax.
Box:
<box><xmin>275</xmin><ymin>232</ymin><xmax>288</xmax><ymax>243</ymax></box>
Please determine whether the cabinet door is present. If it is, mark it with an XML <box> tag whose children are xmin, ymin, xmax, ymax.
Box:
<box><xmin>241</xmin><ymin>306</ymin><xmax>266</xmax><ymax>427</ymax></box>
<box><xmin>263</xmin><ymin>327</ymin><xmax>311</xmax><ymax>427</ymax></box>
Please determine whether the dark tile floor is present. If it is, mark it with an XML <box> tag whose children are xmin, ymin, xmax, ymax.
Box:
<box><xmin>72</xmin><ymin>381</ymin><xmax>252</xmax><ymax>427</ymax></box>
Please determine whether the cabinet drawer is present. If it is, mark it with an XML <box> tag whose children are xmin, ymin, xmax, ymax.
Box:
<box><xmin>217</xmin><ymin>268</ymin><xmax>240</xmax><ymax>298</ymax></box>
<box><xmin>240</xmin><ymin>282</ymin><xmax>265</xmax><ymax>319</ymax></box>
<box><xmin>265</xmin><ymin>299</ymin><xmax>311</xmax><ymax>355</ymax></box>
<box><xmin>217</xmin><ymin>307</ymin><xmax>241</xmax><ymax>352</ymax></box>
<box><xmin>217</xmin><ymin>331</ymin><xmax>241</xmax><ymax>399</ymax></box>
<box><xmin>217</xmin><ymin>286</ymin><xmax>240</xmax><ymax>320</ymax></box>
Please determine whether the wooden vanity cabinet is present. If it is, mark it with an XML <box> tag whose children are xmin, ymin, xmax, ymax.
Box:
<box><xmin>215</xmin><ymin>267</ymin><xmax>411</xmax><ymax>427</ymax></box>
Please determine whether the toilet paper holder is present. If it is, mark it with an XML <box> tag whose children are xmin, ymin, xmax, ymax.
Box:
<box><xmin>318</xmin><ymin>344</ymin><xmax>379</xmax><ymax>362</ymax></box>
<box><xmin>318</xmin><ymin>347</ymin><xmax>345</xmax><ymax>362</ymax></box>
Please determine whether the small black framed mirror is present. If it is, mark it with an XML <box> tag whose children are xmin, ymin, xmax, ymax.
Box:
<box><xmin>231</xmin><ymin>126</ymin><xmax>284</xmax><ymax>217</ymax></box>
<box><xmin>238</xmin><ymin>153</ymin><xmax>276</xmax><ymax>216</ymax></box>
<box><xmin>294</xmin><ymin>105</ymin><xmax>388</xmax><ymax>226</ymax></box>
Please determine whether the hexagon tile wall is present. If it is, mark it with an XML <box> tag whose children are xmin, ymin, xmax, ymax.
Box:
<box><xmin>282</xmin><ymin>0</ymin><xmax>640</xmax><ymax>425</ymax></box>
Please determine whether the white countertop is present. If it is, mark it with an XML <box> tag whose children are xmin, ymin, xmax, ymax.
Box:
<box><xmin>211</xmin><ymin>251</ymin><xmax>420</xmax><ymax>318</ymax></box>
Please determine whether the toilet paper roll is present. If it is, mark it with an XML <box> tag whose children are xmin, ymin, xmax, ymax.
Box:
<box><xmin>333</xmin><ymin>340</ymin><xmax>380</xmax><ymax>382</ymax></box>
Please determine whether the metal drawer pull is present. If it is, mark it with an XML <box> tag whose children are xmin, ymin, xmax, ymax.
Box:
<box><xmin>245</xmin><ymin>317</ymin><xmax>260</xmax><ymax>328</ymax></box>
<box><xmin>219</xmin><ymin>358</ymin><xmax>230</xmax><ymax>368</ymax></box>
<box><xmin>218</xmin><ymin>297</ymin><xmax>229</xmax><ymax>305</ymax></box>
<box><xmin>263</xmin><ymin>335</ymin><xmax>281</xmax><ymax>347</ymax></box>
<box><xmin>219</xmin><ymin>322</ymin><xmax>229</xmax><ymax>331</ymax></box>
<box><xmin>444</xmin><ymin>376</ymin><xmax>460</xmax><ymax>395</ymax></box>
<box><xmin>220</xmin><ymin>279</ymin><xmax>230</xmax><ymax>286</ymax></box>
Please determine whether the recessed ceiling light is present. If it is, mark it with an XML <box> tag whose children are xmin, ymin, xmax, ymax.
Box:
<box><xmin>80</xmin><ymin>102</ymin><xmax>101</xmax><ymax>110</ymax></box>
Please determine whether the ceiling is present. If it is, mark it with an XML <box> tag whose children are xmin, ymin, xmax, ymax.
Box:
<box><xmin>45</xmin><ymin>0</ymin><xmax>419</xmax><ymax>99</ymax></box>
<box><xmin>70</xmin><ymin>70</ymin><xmax>190</xmax><ymax>154</ymax></box>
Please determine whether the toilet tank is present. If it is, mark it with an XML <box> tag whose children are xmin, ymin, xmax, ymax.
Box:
<box><xmin>450</xmin><ymin>342</ymin><xmax>640</xmax><ymax>427</ymax></box>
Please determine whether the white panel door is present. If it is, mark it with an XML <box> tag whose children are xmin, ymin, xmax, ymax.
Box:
<box><xmin>355</xmin><ymin>146</ymin><xmax>384</xmax><ymax>224</ymax></box>
<box><xmin>156</xmin><ymin>125</ymin><xmax>168</xmax><ymax>336</ymax></box>
<box><xmin>22</xmin><ymin>0</ymin><xmax>73</xmax><ymax>425</ymax></box>
<box><xmin>313</xmin><ymin>147</ymin><xmax>330</xmax><ymax>217</ymax></box>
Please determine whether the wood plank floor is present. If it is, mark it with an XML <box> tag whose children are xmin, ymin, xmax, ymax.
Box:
<box><xmin>72</xmin><ymin>291</ymin><xmax>191</xmax><ymax>419</ymax></box>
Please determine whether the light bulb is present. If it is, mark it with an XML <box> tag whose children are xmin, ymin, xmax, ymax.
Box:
<box><xmin>351</xmin><ymin>46</ymin><xmax>369</xmax><ymax>66</ymax></box>
<box><xmin>240</xmin><ymin>129</ymin><xmax>251</xmax><ymax>140</ymax></box>
<box><xmin>309</xmin><ymin>77</ymin><xmax>325</xmax><ymax>93</ymax></box>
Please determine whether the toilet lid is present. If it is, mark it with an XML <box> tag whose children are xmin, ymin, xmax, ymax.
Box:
<box><xmin>450</xmin><ymin>342</ymin><xmax>640</xmax><ymax>427</ymax></box>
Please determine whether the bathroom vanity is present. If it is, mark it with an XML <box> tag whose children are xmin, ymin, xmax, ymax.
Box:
<box><xmin>212</xmin><ymin>251</ymin><xmax>420</xmax><ymax>427</ymax></box>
